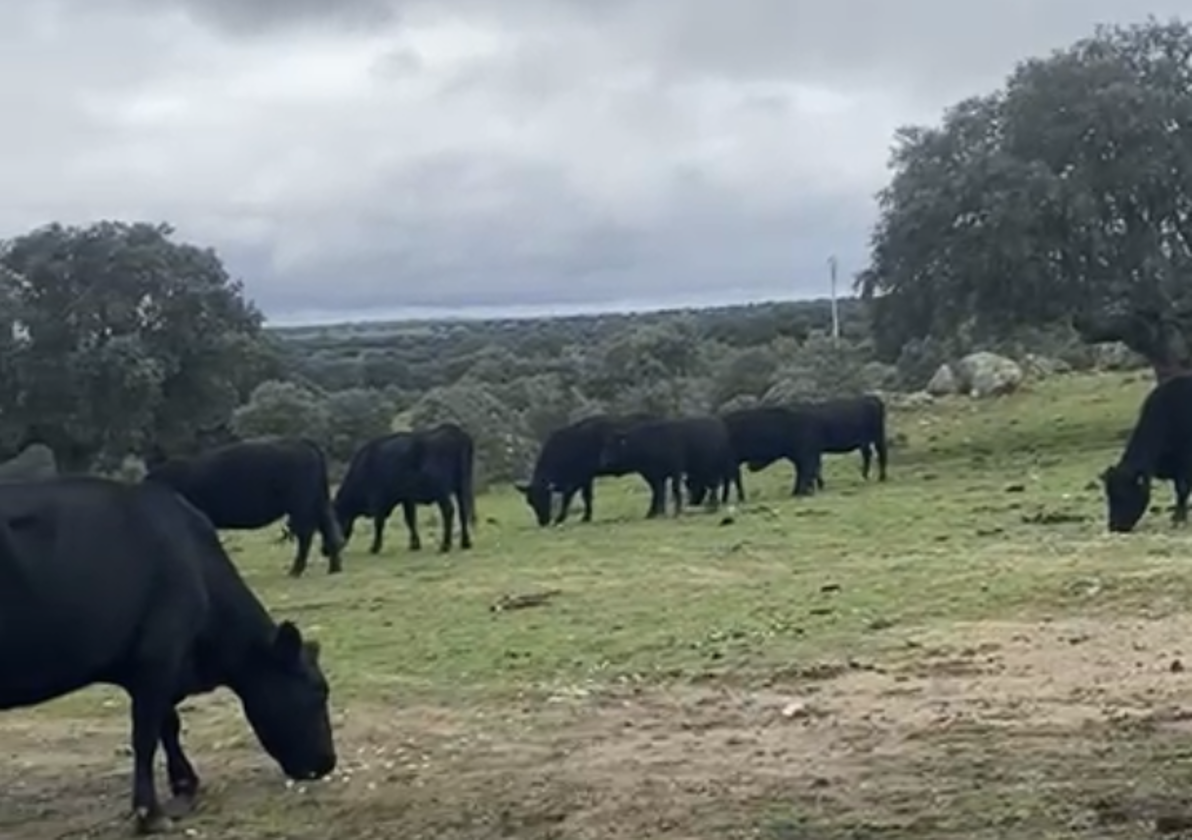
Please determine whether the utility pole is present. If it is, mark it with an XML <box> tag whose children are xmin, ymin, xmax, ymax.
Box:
<box><xmin>828</xmin><ymin>254</ymin><xmax>840</xmax><ymax>345</ymax></box>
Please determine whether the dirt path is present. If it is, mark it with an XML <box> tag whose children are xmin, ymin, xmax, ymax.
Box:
<box><xmin>6</xmin><ymin>616</ymin><xmax>1192</xmax><ymax>839</ymax></box>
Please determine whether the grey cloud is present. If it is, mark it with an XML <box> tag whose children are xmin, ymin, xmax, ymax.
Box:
<box><xmin>4</xmin><ymin>1</ymin><xmax>1188</xmax><ymax>322</ymax></box>
<box><xmin>236</xmin><ymin>155</ymin><xmax>865</xmax><ymax>315</ymax></box>
<box><xmin>98</xmin><ymin>0</ymin><xmax>402</xmax><ymax>37</ymax></box>
<box><xmin>404</xmin><ymin>1</ymin><xmax>1192</xmax><ymax>103</ymax></box>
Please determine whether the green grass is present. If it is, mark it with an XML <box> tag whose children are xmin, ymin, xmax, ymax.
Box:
<box><xmin>16</xmin><ymin>367</ymin><xmax>1192</xmax><ymax>839</ymax></box>
<box><xmin>239</xmin><ymin>368</ymin><xmax>1164</xmax><ymax>701</ymax></box>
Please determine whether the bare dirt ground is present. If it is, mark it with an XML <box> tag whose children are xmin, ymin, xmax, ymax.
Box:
<box><xmin>7</xmin><ymin>615</ymin><xmax>1192</xmax><ymax>839</ymax></box>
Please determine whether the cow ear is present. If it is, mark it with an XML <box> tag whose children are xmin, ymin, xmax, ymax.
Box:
<box><xmin>274</xmin><ymin>621</ymin><xmax>304</xmax><ymax>661</ymax></box>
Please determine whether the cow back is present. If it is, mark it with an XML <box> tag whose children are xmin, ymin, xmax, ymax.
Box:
<box><xmin>145</xmin><ymin>438</ymin><xmax>330</xmax><ymax>529</ymax></box>
<box><xmin>0</xmin><ymin>477</ymin><xmax>212</xmax><ymax>708</ymax></box>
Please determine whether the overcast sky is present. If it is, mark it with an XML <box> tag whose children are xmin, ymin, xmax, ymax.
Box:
<box><xmin>0</xmin><ymin>2</ymin><xmax>1183</xmax><ymax>324</ymax></box>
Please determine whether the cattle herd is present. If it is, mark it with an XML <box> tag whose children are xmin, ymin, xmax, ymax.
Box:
<box><xmin>0</xmin><ymin>373</ymin><xmax>1186</xmax><ymax>834</ymax></box>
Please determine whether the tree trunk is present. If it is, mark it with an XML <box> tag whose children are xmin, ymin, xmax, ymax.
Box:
<box><xmin>1072</xmin><ymin>309</ymin><xmax>1192</xmax><ymax>383</ymax></box>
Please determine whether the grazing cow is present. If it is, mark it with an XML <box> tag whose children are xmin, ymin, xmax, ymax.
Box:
<box><xmin>0</xmin><ymin>442</ymin><xmax>58</xmax><ymax>482</ymax></box>
<box><xmin>600</xmin><ymin>416</ymin><xmax>738</xmax><ymax>517</ymax></box>
<box><xmin>334</xmin><ymin>423</ymin><xmax>476</xmax><ymax>554</ymax></box>
<box><xmin>0</xmin><ymin>476</ymin><xmax>335</xmax><ymax>834</ymax></box>
<box><xmin>1101</xmin><ymin>374</ymin><xmax>1192</xmax><ymax>532</ymax></box>
<box><xmin>515</xmin><ymin>413</ymin><xmax>655</xmax><ymax>526</ymax></box>
<box><xmin>144</xmin><ymin>437</ymin><xmax>344</xmax><ymax>578</ymax></box>
<box><xmin>800</xmin><ymin>394</ymin><xmax>889</xmax><ymax>489</ymax></box>
<box><xmin>721</xmin><ymin>406</ymin><xmax>824</xmax><ymax>498</ymax></box>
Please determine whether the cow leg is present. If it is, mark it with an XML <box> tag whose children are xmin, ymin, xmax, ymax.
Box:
<box><xmin>860</xmin><ymin>444</ymin><xmax>873</xmax><ymax>481</ymax></box>
<box><xmin>160</xmin><ymin>708</ymin><xmax>200</xmax><ymax>810</ymax></box>
<box><xmin>456</xmin><ymin>492</ymin><xmax>473</xmax><ymax>549</ymax></box>
<box><xmin>702</xmin><ymin>477</ymin><xmax>720</xmax><ymax>512</ymax></box>
<box><xmin>733</xmin><ymin>465</ymin><xmax>745</xmax><ymax>503</ymax></box>
<box><xmin>875</xmin><ymin>437</ymin><xmax>889</xmax><ymax>481</ymax></box>
<box><xmin>792</xmin><ymin>454</ymin><xmax>820</xmax><ymax>497</ymax></box>
<box><xmin>671</xmin><ymin>474</ymin><xmax>684</xmax><ymax>517</ymax></box>
<box><xmin>437</xmin><ymin>498</ymin><xmax>455</xmax><ymax>553</ymax></box>
<box><xmin>705</xmin><ymin>484</ymin><xmax>721</xmax><ymax>512</ymax></box>
<box><xmin>580</xmin><ymin>481</ymin><xmax>595</xmax><ymax>522</ymax></box>
<box><xmin>555</xmin><ymin>488</ymin><xmax>578</xmax><ymax>525</ymax></box>
<box><xmin>128</xmin><ymin>687</ymin><xmax>174</xmax><ymax>834</ymax></box>
<box><xmin>645</xmin><ymin>478</ymin><xmax>666</xmax><ymax>518</ymax></box>
<box><xmin>369</xmin><ymin>514</ymin><xmax>387</xmax><ymax>554</ymax></box>
<box><xmin>317</xmin><ymin>505</ymin><xmax>345</xmax><ymax>574</ymax></box>
<box><xmin>1173</xmin><ymin>477</ymin><xmax>1191</xmax><ymax>526</ymax></box>
<box><xmin>288</xmin><ymin>532</ymin><xmax>315</xmax><ymax>578</ymax></box>
<box><xmin>402</xmin><ymin>501</ymin><xmax>421</xmax><ymax>551</ymax></box>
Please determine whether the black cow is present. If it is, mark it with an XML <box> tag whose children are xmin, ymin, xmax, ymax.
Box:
<box><xmin>0</xmin><ymin>476</ymin><xmax>335</xmax><ymax>833</ymax></box>
<box><xmin>600</xmin><ymin>416</ymin><xmax>738</xmax><ymax>518</ymax></box>
<box><xmin>334</xmin><ymin>423</ymin><xmax>476</xmax><ymax>554</ymax></box>
<box><xmin>144</xmin><ymin>437</ymin><xmax>344</xmax><ymax>578</ymax></box>
<box><xmin>797</xmin><ymin>394</ymin><xmax>889</xmax><ymax>489</ymax></box>
<box><xmin>720</xmin><ymin>406</ymin><xmax>824</xmax><ymax>498</ymax></box>
<box><xmin>515</xmin><ymin>413</ymin><xmax>655</xmax><ymax>526</ymax></box>
<box><xmin>0</xmin><ymin>442</ymin><xmax>58</xmax><ymax>482</ymax></box>
<box><xmin>1101</xmin><ymin>374</ymin><xmax>1192</xmax><ymax>532</ymax></box>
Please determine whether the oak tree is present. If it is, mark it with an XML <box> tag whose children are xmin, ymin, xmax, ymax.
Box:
<box><xmin>0</xmin><ymin>221</ymin><xmax>277</xmax><ymax>468</ymax></box>
<box><xmin>859</xmin><ymin>18</ymin><xmax>1192</xmax><ymax>379</ymax></box>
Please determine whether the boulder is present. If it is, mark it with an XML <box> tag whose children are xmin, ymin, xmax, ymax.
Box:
<box><xmin>955</xmin><ymin>352</ymin><xmax>1023</xmax><ymax>398</ymax></box>
<box><xmin>926</xmin><ymin>364</ymin><xmax>957</xmax><ymax>396</ymax></box>
<box><xmin>1021</xmin><ymin>353</ymin><xmax>1072</xmax><ymax>380</ymax></box>
<box><xmin>1093</xmin><ymin>341</ymin><xmax>1147</xmax><ymax>371</ymax></box>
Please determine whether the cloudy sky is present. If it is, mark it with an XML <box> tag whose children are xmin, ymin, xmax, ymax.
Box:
<box><xmin>0</xmin><ymin>2</ymin><xmax>1182</xmax><ymax>324</ymax></box>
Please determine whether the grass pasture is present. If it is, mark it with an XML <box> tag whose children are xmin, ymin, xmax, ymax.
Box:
<box><xmin>9</xmin><ymin>370</ymin><xmax>1192</xmax><ymax>838</ymax></box>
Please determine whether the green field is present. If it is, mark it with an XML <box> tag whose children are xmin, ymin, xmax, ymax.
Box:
<box><xmin>9</xmin><ymin>369</ymin><xmax>1192</xmax><ymax>839</ymax></box>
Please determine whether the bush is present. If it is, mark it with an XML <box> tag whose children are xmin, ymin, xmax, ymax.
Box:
<box><xmin>232</xmin><ymin>380</ymin><xmax>330</xmax><ymax>442</ymax></box>
<box><xmin>407</xmin><ymin>383</ymin><xmax>537</xmax><ymax>488</ymax></box>
<box><xmin>324</xmin><ymin>388</ymin><xmax>396</xmax><ymax>462</ymax></box>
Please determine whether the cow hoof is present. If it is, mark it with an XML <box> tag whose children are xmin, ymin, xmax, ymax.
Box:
<box><xmin>287</xmin><ymin>568</ymin><xmax>304</xmax><ymax>579</ymax></box>
<box><xmin>461</xmin><ymin>541</ymin><xmax>473</xmax><ymax>550</ymax></box>
<box><xmin>163</xmin><ymin>793</ymin><xmax>197</xmax><ymax>819</ymax></box>
<box><xmin>327</xmin><ymin>565</ymin><xmax>343</xmax><ymax>575</ymax></box>
<box><xmin>133</xmin><ymin>808</ymin><xmax>173</xmax><ymax>835</ymax></box>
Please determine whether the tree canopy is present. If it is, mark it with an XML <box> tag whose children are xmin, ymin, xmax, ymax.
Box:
<box><xmin>0</xmin><ymin>221</ymin><xmax>278</xmax><ymax>468</ymax></box>
<box><xmin>858</xmin><ymin>17</ymin><xmax>1192</xmax><ymax>378</ymax></box>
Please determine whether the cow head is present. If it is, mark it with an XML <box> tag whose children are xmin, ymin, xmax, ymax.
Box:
<box><xmin>235</xmin><ymin>621</ymin><xmax>337</xmax><ymax>781</ymax></box>
<box><xmin>331</xmin><ymin>492</ymin><xmax>356</xmax><ymax>544</ymax></box>
<box><xmin>514</xmin><ymin>480</ymin><xmax>553</xmax><ymax>527</ymax></box>
<box><xmin>1100</xmin><ymin>464</ymin><xmax>1151</xmax><ymax>533</ymax></box>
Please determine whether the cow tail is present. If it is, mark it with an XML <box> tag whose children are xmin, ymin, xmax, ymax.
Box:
<box><xmin>308</xmin><ymin>439</ymin><xmax>345</xmax><ymax>555</ymax></box>
<box><xmin>459</xmin><ymin>435</ymin><xmax>477</xmax><ymax>527</ymax></box>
